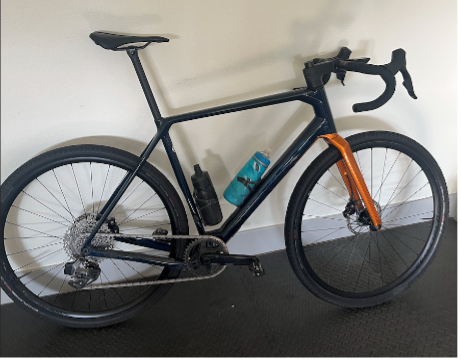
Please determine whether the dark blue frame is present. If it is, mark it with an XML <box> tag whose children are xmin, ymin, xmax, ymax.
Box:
<box><xmin>81</xmin><ymin>48</ymin><xmax>337</xmax><ymax>265</ymax></box>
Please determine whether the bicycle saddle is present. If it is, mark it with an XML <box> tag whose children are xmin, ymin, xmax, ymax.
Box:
<box><xmin>89</xmin><ymin>31</ymin><xmax>169</xmax><ymax>50</ymax></box>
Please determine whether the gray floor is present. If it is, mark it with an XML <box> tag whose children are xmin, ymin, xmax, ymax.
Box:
<box><xmin>0</xmin><ymin>219</ymin><xmax>457</xmax><ymax>357</ymax></box>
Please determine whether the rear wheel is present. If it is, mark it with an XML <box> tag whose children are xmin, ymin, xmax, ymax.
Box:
<box><xmin>285</xmin><ymin>131</ymin><xmax>448</xmax><ymax>307</ymax></box>
<box><xmin>1</xmin><ymin>145</ymin><xmax>188</xmax><ymax>327</ymax></box>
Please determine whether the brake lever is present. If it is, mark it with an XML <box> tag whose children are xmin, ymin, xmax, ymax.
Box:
<box><xmin>336</xmin><ymin>70</ymin><xmax>346</xmax><ymax>86</ymax></box>
<box><xmin>383</xmin><ymin>49</ymin><xmax>417</xmax><ymax>100</ymax></box>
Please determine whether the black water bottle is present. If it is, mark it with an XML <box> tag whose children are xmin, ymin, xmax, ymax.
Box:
<box><xmin>191</xmin><ymin>164</ymin><xmax>223</xmax><ymax>226</ymax></box>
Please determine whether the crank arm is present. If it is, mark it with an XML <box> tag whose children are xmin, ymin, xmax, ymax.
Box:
<box><xmin>201</xmin><ymin>254</ymin><xmax>258</xmax><ymax>266</ymax></box>
<box><xmin>86</xmin><ymin>246</ymin><xmax>186</xmax><ymax>269</ymax></box>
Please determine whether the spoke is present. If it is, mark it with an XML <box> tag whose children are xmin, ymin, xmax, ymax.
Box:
<box><xmin>112</xmin><ymin>180</ymin><xmax>145</xmax><ymax>214</ymax></box>
<box><xmin>5</xmin><ymin>235</ymin><xmax>60</xmax><ymax>240</ymax></box>
<box><xmin>53</xmin><ymin>274</ymin><xmax>68</xmax><ymax>305</ymax></box>
<box><xmin>371</xmin><ymin>232</ymin><xmax>397</xmax><ymax>280</ymax></box>
<box><xmin>53</xmin><ymin>169</ymin><xmax>75</xmax><ymax>220</ymax></box>
<box><xmin>309</xmin><ymin>198</ymin><xmax>343</xmax><ymax>213</ymax></box>
<box><xmin>381</xmin><ymin>160</ymin><xmax>414</xmax><ymax>214</ymax></box>
<box><xmin>119</xmin><ymin>193</ymin><xmax>158</xmax><ymax>225</ymax></box>
<box><xmin>384</xmin><ymin>210</ymin><xmax>433</xmax><ymax>223</ymax></box>
<box><xmin>7</xmin><ymin>241</ymin><xmax>63</xmax><ymax>256</ymax></box>
<box><xmin>382</xmin><ymin>170</ymin><xmax>423</xmax><ymax>210</ymax></box>
<box><xmin>355</xmin><ymin>151</ymin><xmax>364</xmax><ymax>175</ymax></box>
<box><xmin>6</xmin><ymin>221</ymin><xmax>63</xmax><ymax>239</ymax></box>
<box><xmin>119</xmin><ymin>207</ymin><xmax>166</xmax><ymax>225</ymax></box>
<box><xmin>367</xmin><ymin>234</ymin><xmax>371</xmax><ymax>291</ymax></box>
<box><xmin>89</xmin><ymin>162</ymin><xmax>95</xmax><ymax>214</ymax></box>
<box><xmin>371</xmin><ymin>233</ymin><xmax>385</xmax><ymax>285</ymax></box>
<box><xmin>71</xmin><ymin>289</ymin><xmax>78</xmax><ymax>310</ymax></box>
<box><xmin>353</xmin><ymin>233</ymin><xmax>372</xmax><ymax>292</ymax></box>
<box><xmin>37</xmin><ymin>263</ymin><xmax>67</xmax><ymax>296</ymax></box>
<box><xmin>382</xmin><ymin>226</ymin><xmax>428</xmax><ymax>243</ymax></box>
<box><xmin>13</xmin><ymin>248</ymin><xmax>64</xmax><ymax>272</ymax></box>
<box><xmin>24</xmin><ymin>261</ymin><xmax>67</xmax><ymax>286</ymax></box>
<box><xmin>379</xmin><ymin>230</ymin><xmax>409</xmax><ymax>267</ymax></box>
<box><xmin>100</xmin><ymin>270</ymin><xmax>125</xmax><ymax>304</ymax></box>
<box><xmin>381</xmin><ymin>182</ymin><xmax>430</xmax><ymax>221</ymax></box>
<box><xmin>110</xmin><ymin>259</ymin><xmax>130</xmax><ymax>282</ymax></box>
<box><xmin>36</xmin><ymin>178</ymin><xmax>75</xmax><ymax>220</ymax></box>
<box><xmin>71</xmin><ymin>164</ymin><xmax>87</xmax><ymax>216</ymax></box>
<box><xmin>97</xmin><ymin>165</ymin><xmax>111</xmax><ymax>214</ymax></box>
<box><xmin>375</xmin><ymin>148</ymin><xmax>388</xmax><ymax>202</ymax></box>
<box><xmin>114</xmin><ymin>246</ymin><xmax>147</xmax><ymax>279</ymax></box>
<box><xmin>99</xmin><ymin>275</ymin><xmax>109</xmax><ymax>310</ymax></box>
<box><xmin>375</xmin><ymin>152</ymin><xmax>401</xmax><ymax>204</ymax></box>
<box><xmin>10</xmin><ymin>205</ymin><xmax>69</xmax><ymax>227</ymax></box>
<box><xmin>302</xmin><ymin>214</ymin><xmax>345</xmax><ymax>222</ymax></box>
<box><xmin>302</xmin><ymin>226</ymin><xmax>347</xmax><ymax>232</ymax></box>
<box><xmin>318</xmin><ymin>233</ymin><xmax>359</xmax><ymax>270</ymax></box>
<box><xmin>371</xmin><ymin>148</ymin><xmax>373</xmax><ymax>198</ymax></box>
<box><xmin>328</xmin><ymin>169</ymin><xmax>348</xmax><ymax>192</ymax></box>
<box><xmin>344</xmin><ymin>230</ymin><xmax>361</xmax><ymax>278</ymax></box>
<box><xmin>382</xmin><ymin>226</ymin><xmax>419</xmax><ymax>255</ymax></box>
<box><xmin>119</xmin><ymin>222</ymin><xmax>171</xmax><ymax>233</ymax></box>
<box><xmin>315</xmin><ymin>183</ymin><xmax>348</xmax><ymax>202</ymax></box>
<box><xmin>308</xmin><ymin>225</ymin><xmax>348</xmax><ymax>245</ymax></box>
<box><xmin>20</xmin><ymin>190</ymin><xmax>73</xmax><ymax>224</ymax></box>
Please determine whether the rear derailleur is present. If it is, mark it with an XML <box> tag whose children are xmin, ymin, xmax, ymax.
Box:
<box><xmin>64</xmin><ymin>259</ymin><xmax>101</xmax><ymax>290</ymax></box>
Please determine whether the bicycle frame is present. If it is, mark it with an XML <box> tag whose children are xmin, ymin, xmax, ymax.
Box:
<box><xmin>81</xmin><ymin>48</ymin><xmax>368</xmax><ymax>263</ymax></box>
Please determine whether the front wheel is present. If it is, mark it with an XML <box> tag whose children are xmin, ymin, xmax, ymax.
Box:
<box><xmin>1</xmin><ymin>145</ymin><xmax>189</xmax><ymax>327</ymax></box>
<box><xmin>285</xmin><ymin>131</ymin><xmax>448</xmax><ymax>308</ymax></box>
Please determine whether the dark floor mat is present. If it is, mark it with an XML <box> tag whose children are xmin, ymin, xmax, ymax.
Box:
<box><xmin>0</xmin><ymin>219</ymin><xmax>456</xmax><ymax>357</ymax></box>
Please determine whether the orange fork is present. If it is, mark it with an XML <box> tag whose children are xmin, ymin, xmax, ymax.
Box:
<box><xmin>319</xmin><ymin>133</ymin><xmax>382</xmax><ymax>230</ymax></box>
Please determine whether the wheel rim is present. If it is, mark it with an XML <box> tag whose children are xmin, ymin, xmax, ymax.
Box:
<box><xmin>298</xmin><ymin>142</ymin><xmax>439</xmax><ymax>298</ymax></box>
<box><xmin>2</xmin><ymin>160</ymin><xmax>176</xmax><ymax>318</ymax></box>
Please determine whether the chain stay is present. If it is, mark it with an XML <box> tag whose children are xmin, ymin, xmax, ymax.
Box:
<box><xmin>83</xmin><ymin>235</ymin><xmax>227</xmax><ymax>290</ymax></box>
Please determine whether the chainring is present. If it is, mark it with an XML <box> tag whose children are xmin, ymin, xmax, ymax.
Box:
<box><xmin>184</xmin><ymin>238</ymin><xmax>229</xmax><ymax>277</ymax></box>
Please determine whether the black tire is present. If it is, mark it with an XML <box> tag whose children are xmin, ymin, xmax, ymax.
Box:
<box><xmin>285</xmin><ymin>131</ymin><xmax>448</xmax><ymax>307</ymax></box>
<box><xmin>0</xmin><ymin>145</ymin><xmax>189</xmax><ymax>328</ymax></box>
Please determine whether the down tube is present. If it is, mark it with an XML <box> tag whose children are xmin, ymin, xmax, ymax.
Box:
<box><xmin>217</xmin><ymin>116</ymin><xmax>331</xmax><ymax>241</ymax></box>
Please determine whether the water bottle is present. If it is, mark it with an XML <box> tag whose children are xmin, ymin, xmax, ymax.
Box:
<box><xmin>224</xmin><ymin>148</ymin><xmax>271</xmax><ymax>206</ymax></box>
<box><xmin>191</xmin><ymin>164</ymin><xmax>223</xmax><ymax>226</ymax></box>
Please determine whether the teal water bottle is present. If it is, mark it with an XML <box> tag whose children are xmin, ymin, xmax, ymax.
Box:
<box><xmin>224</xmin><ymin>148</ymin><xmax>271</xmax><ymax>206</ymax></box>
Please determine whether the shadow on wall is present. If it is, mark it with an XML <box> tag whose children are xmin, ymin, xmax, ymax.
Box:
<box><xmin>42</xmin><ymin>110</ymin><xmax>398</xmax><ymax>235</ymax></box>
<box><xmin>54</xmin><ymin>0</ymin><xmax>408</xmax><ymax>232</ymax></box>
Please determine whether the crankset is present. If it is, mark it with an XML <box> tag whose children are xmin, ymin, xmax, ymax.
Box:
<box><xmin>65</xmin><ymin>234</ymin><xmax>265</xmax><ymax>290</ymax></box>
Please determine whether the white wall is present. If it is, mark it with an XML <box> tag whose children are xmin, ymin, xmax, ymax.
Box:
<box><xmin>2</xmin><ymin>0</ymin><xmax>457</xmax><ymax>234</ymax></box>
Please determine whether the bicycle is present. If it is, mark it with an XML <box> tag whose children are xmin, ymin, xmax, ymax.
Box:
<box><xmin>0</xmin><ymin>31</ymin><xmax>448</xmax><ymax>328</ymax></box>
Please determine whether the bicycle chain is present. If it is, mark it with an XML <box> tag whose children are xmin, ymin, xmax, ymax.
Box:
<box><xmin>84</xmin><ymin>235</ymin><xmax>228</xmax><ymax>290</ymax></box>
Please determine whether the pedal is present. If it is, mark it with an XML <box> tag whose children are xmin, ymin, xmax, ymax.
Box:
<box><xmin>249</xmin><ymin>259</ymin><xmax>265</xmax><ymax>277</ymax></box>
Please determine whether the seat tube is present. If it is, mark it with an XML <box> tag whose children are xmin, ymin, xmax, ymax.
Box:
<box><xmin>126</xmin><ymin>48</ymin><xmax>162</xmax><ymax>122</ymax></box>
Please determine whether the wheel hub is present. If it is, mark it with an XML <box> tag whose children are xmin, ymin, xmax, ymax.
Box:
<box><xmin>63</xmin><ymin>213</ymin><xmax>114</xmax><ymax>261</ymax></box>
<box><xmin>344</xmin><ymin>199</ymin><xmax>382</xmax><ymax>234</ymax></box>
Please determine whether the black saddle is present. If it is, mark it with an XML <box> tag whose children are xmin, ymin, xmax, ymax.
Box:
<box><xmin>89</xmin><ymin>31</ymin><xmax>169</xmax><ymax>51</ymax></box>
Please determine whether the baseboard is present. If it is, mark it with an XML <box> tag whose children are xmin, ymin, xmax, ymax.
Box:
<box><xmin>2</xmin><ymin>193</ymin><xmax>457</xmax><ymax>305</ymax></box>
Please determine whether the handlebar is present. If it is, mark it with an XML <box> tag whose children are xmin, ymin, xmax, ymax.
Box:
<box><xmin>302</xmin><ymin>47</ymin><xmax>417</xmax><ymax>112</ymax></box>
<box><xmin>336</xmin><ymin>60</ymin><xmax>396</xmax><ymax>112</ymax></box>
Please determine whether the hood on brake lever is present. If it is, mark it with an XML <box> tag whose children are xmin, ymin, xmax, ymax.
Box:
<box><xmin>383</xmin><ymin>49</ymin><xmax>417</xmax><ymax>99</ymax></box>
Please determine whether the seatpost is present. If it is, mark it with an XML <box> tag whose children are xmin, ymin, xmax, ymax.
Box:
<box><xmin>126</xmin><ymin>48</ymin><xmax>162</xmax><ymax>123</ymax></box>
